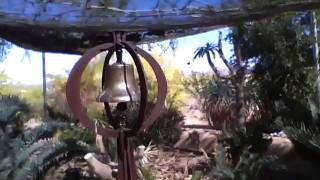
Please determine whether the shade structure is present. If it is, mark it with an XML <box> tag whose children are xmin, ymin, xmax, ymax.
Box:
<box><xmin>0</xmin><ymin>0</ymin><xmax>320</xmax><ymax>54</ymax></box>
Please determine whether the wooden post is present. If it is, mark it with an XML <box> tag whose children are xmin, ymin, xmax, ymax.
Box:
<box><xmin>42</xmin><ymin>51</ymin><xmax>47</xmax><ymax>119</ymax></box>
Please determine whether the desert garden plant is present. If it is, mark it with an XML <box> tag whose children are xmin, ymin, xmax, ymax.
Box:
<box><xmin>0</xmin><ymin>95</ymin><xmax>95</xmax><ymax>180</ymax></box>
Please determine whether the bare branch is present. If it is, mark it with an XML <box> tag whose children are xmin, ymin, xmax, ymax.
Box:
<box><xmin>216</xmin><ymin>31</ymin><xmax>234</xmax><ymax>75</ymax></box>
<box><xmin>205</xmin><ymin>51</ymin><xmax>221</xmax><ymax>77</ymax></box>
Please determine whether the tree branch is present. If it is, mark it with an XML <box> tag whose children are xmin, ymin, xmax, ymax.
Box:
<box><xmin>205</xmin><ymin>51</ymin><xmax>221</xmax><ymax>78</ymax></box>
<box><xmin>216</xmin><ymin>31</ymin><xmax>235</xmax><ymax>75</ymax></box>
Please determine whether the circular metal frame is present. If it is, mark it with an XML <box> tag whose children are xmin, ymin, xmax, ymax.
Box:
<box><xmin>66</xmin><ymin>42</ymin><xmax>167</xmax><ymax>138</ymax></box>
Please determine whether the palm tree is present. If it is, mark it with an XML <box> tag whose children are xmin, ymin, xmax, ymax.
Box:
<box><xmin>193</xmin><ymin>43</ymin><xmax>221</xmax><ymax>76</ymax></box>
<box><xmin>193</xmin><ymin>29</ymin><xmax>247</xmax><ymax>129</ymax></box>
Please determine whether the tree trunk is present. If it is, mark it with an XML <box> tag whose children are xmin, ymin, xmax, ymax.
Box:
<box><xmin>42</xmin><ymin>52</ymin><xmax>47</xmax><ymax>119</ymax></box>
<box><xmin>206</xmin><ymin>51</ymin><xmax>220</xmax><ymax>77</ymax></box>
<box><xmin>232</xmin><ymin>27</ymin><xmax>246</xmax><ymax>129</ymax></box>
<box><xmin>310</xmin><ymin>11</ymin><xmax>320</xmax><ymax>122</ymax></box>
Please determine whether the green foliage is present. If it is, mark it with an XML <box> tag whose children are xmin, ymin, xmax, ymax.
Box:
<box><xmin>283</xmin><ymin>104</ymin><xmax>320</xmax><ymax>159</ymax></box>
<box><xmin>0</xmin><ymin>120</ymin><xmax>93</xmax><ymax>180</ymax></box>
<box><xmin>138</xmin><ymin>166</ymin><xmax>203</xmax><ymax>180</ymax></box>
<box><xmin>0</xmin><ymin>71</ymin><xmax>11</xmax><ymax>93</ymax></box>
<box><xmin>23</xmin><ymin>121</ymin><xmax>70</xmax><ymax>144</ymax></box>
<box><xmin>183</xmin><ymin>72</ymin><xmax>258</xmax><ymax>129</ymax></box>
<box><xmin>0</xmin><ymin>95</ymin><xmax>95</xmax><ymax>180</ymax></box>
<box><xmin>190</xmin><ymin>170</ymin><xmax>203</xmax><ymax>180</ymax></box>
<box><xmin>144</xmin><ymin>107</ymin><xmax>184</xmax><ymax>145</ymax></box>
<box><xmin>0</xmin><ymin>81</ymin><xmax>44</xmax><ymax>117</ymax></box>
<box><xmin>57</xmin><ymin>127</ymin><xmax>95</xmax><ymax>144</ymax></box>
<box><xmin>221</xmin><ymin>124</ymin><xmax>272</xmax><ymax>166</ymax></box>
<box><xmin>138</xmin><ymin>166</ymin><xmax>156</xmax><ymax>180</ymax></box>
<box><xmin>47</xmin><ymin>52</ymin><xmax>115</xmax><ymax>122</ymax></box>
<box><xmin>284</xmin><ymin>123</ymin><xmax>320</xmax><ymax>154</ymax></box>
<box><xmin>7</xmin><ymin>140</ymin><xmax>93</xmax><ymax>180</ymax></box>
<box><xmin>0</xmin><ymin>95</ymin><xmax>29</xmax><ymax>125</ymax></box>
<box><xmin>239</xmin><ymin>14</ymin><xmax>317</xmax><ymax>128</ymax></box>
<box><xmin>20</xmin><ymin>86</ymin><xmax>44</xmax><ymax>116</ymax></box>
<box><xmin>183</xmin><ymin>72</ymin><xmax>212</xmax><ymax>100</ymax></box>
<box><xmin>142</xmin><ymin>54</ymin><xmax>187</xmax><ymax>109</ymax></box>
<box><xmin>210</xmin><ymin>143</ymin><xmax>279</xmax><ymax>180</ymax></box>
<box><xmin>133</xmin><ymin>105</ymin><xmax>184</xmax><ymax>146</ymax></box>
<box><xmin>47</xmin><ymin>74</ymin><xmax>70</xmax><ymax>116</ymax></box>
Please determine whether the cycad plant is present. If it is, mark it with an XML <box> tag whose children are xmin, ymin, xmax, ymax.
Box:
<box><xmin>282</xmin><ymin>106</ymin><xmax>320</xmax><ymax>160</ymax></box>
<box><xmin>284</xmin><ymin>122</ymin><xmax>320</xmax><ymax>158</ymax></box>
<box><xmin>0</xmin><ymin>95</ymin><xmax>29</xmax><ymax>135</ymax></box>
<box><xmin>0</xmin><ymin>95</ymin><xmax>95</xmax><ymax>180</ymax></box>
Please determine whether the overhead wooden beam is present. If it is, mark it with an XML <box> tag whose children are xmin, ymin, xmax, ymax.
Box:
<box><xmin>0</xmin><ymin>0</ymin><xmax>320</xmax><ymax>54</ymax></box>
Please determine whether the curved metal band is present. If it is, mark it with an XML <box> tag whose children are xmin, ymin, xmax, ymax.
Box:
<box><xmin>132</xmin><ymin>45</ymin><xmax>168</xmax><ymax>132</ymax></box>
<box><xmin>101</xmin><ymin>48</ymin><xmax>120</xmax><ymax>129</ymax></box>
<box><xmin>66</xmin><ymin>42</ymin><xmax>167</xmax><ymax>138</ymax></box>
<box><xmin>121</xmin><ymin>42</ymin><xmax>148</xmax><ymax>136</ymax></box>
<box><xmin>66</xmin><ymin>43</ymin><xmax>119</xmax><ymax>138</ymax></box>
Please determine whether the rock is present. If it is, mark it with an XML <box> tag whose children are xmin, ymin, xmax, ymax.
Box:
<box><xmin>84</xmin><ymin>153</ymin><xmax>114</xmax><ymax>180</ymax></box>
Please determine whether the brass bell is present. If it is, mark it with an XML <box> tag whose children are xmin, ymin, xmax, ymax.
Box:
<box><xmin>96</xmin><ymin>62</ymin><xmax>140</xmax><ymax>103</ymax></box>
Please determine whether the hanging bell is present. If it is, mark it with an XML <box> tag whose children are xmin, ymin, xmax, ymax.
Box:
<box><xmin>96</xmin><ymin>62</ymin><xmax>140</xmax><ymax>103</ymax></box>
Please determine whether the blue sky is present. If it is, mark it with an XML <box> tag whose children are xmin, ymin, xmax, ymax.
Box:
<box><xmin>0</xmin><ymin>28</ymin><xmax>232</xmax><ymax>85</ymax></box>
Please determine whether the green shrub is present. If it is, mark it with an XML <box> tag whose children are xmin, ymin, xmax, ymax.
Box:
<box><xmin>142</xmin><ymin>107</ymin><xmax>184</xmax><ymax>146</ymax></box>
<box><xmin>57</xmin><ymin>127</ymin><xmax>95</xmax><ymax>145</ymax></box>
<box><xmin>0</xmin><ymin>95</ymin><xmax>95</xmax><ymax>180</ymax></box>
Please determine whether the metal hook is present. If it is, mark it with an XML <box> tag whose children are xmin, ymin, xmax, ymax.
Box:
<box><xmin>112</xmin><ymin>32</ymin><xmax>124</xmax><ymax>45</ymax></box>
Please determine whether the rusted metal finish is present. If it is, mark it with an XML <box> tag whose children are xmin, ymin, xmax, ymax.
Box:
<box><xmin>66</xmin><ymin>43</ymin><xmax>120</xmax><ymax>138</ymax></box>
<box><xmin>102</xmin><ymin>49</ymin><xmax>116</xmax><ymax>128</ymax></box>
<box><xmin>135</xmin><ymin>46</ymin><xmax>168</xmax><ymax>132</ymax></box>
<box><xmin>121</xmin><ymin>42</ymin><xmax>148</xmax><ymax>136</ymax></box>
<box><xmin>116</xmin><ymin>132</ymin><xmax>138</xmax><ymax>180</ymax></box>
<box><xmin>66</xmin><ymin>39</ymin><xmax>167</xmax><ymax>180</ymax></box>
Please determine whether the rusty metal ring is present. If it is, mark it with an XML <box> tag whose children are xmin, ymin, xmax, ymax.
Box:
<box><xmin>66</xmin><ymin>42</ymin><xmax>167</xmax><ymax>138</ymax></box>
<box><xmin>134</xmin><ymin>45</ymin><xmax>168</xmax><ymax>132</ymax></box>
<box><xmin>121</xmin><ymin>42</ymin><xmax>148</xmax><ymax>136</ymax></box>
<box><xmin>66</xmin><ymin>43</ymin><xmax>119</xmax><ymax>138</ymax></box>
<box><xmin>101</xmin><ymin>48</ymin><xmax>118</xmax><ymax>128</ymax></box>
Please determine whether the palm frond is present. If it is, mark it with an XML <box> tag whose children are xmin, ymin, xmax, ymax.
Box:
<box><xmin>194</xmin><ymin>47</ymin><xmax>205</xmax><ymax>59</ymax></box>
<box><xmin>193</xmin><ymin>43</ymin><xmax>216</xmax><ymax>60</ymax></box>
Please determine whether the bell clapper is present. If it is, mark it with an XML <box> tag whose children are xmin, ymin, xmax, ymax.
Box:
<box><xmin>115</xmin><ymin>102</ymin><xmax>128</xmax><ymax>128</ymax></box>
